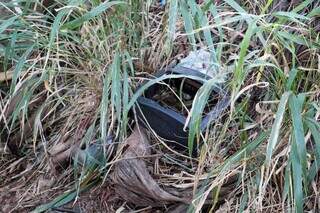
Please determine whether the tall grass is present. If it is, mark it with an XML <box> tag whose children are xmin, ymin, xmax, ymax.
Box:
<box><xmin>0</xmin><ymin>0</ymin><xmax>319</xmax><ymax>212</ymax></box>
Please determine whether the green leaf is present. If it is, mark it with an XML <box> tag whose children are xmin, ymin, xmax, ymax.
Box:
<box><xmin>127</xmin><ymin>74</ymin><xmax>208</xmax><ymax>112</ymax></box>
<box><xmin>0</xmin><ymin>16</ymin><xmax>17</xmax><ymax>34</ymax></box>
<box><xmin>180</xmin><ymin>1</ymin><xmax>196</xmax><ymax>50</ymax></box>
<box><xmin>121</xmin><ymin>69</ymin><xmax>129</xmax><ymax>138</ymax></box>
<box><xmin>234</xmin><ymin>19</ymin><xmax>257</xmax><ymax>86</ymax></box>
<box><xmin>239</xmin><ymin>191</ymin><xmax>248</xmax><ymax>212</ymax></box>
<box><xmin>184</xmin><ymin>0</ymin><xmax>217</xmax><ymax>64</ymax></box>
<box><xmin>290</xmin><ymin>136</ymin><xmax>304</xmax><ymax>213</ymax></box>
<box><xmin>195</xmin><ymin>4</ymin><xmax>217</xmax><ymax>61</ymax></box>
<box><xmin>282</xmin><ymin>156</ymin><xmax>292</xmax><ymax>201</ymax></box>
<box><xmin>293</xmin><ymin>0</ymin><xmax>315</xmax><ymax>13</ymax></box>
<box><xmin>124</xmin><ymin>51</ymin><xmax>134</xmax><ymax>76</ymax></box>
<box><xmin>100</xmin><ymin>69</ymin><xmax>111</xmax><ymax>142</ymax></box>
<box><xmin>221</xmin><ymin>131</ymin><xmax>269</xmax><ymax>171</ymax></box>
<box><xmin>273</xmin><ymin>11</ymin><xmax>309</xmax><ymax>24</ymax></box>
<box><xmin>48</xmin><ymin>10</ymin><xmax>68</xmax><ymax>48</ymax></box>
<box><xmin>10</xmin><ymin>45</ymin><xmax>35</xmax><ymax>94</ymax></box>
<box><xmin>224</xmin><ymin>0</ymin><xmax>266</xmax><ymax>45</ymax></box>
<box><xmin>165</xmin><ymin>0</ymin><xmax>178</xmax><ymax>53</ymax></box>
<box><xmin>32</xmin><ymin>190</ymin><xmax>77</xmax><ymax>213</ymax></box>
<box><xmin>110</xmin><ymin>51</ymin><xmax>122</xmax><ymax>125</ymax></box>
<box><xmin>187</xmin><ymin>78</ymin><xmax>223</xmax><ymax>154</ymax></box>
<box><xmin>265</xmin><ymin>92</ymin><xmax>291</xmax><ymax>164</ymax></box>
<box><xmin>32</xmin><ymin>180</ymin><xmax>97</xmax><ymax>213</ymax></box>
<box><xmin>277</xmin><ymin>31</ymin><xmax>315</xmax><ymax>48</ymax></box>
<box><xmin>308</xmin><ymin>6</ymin><xmax>320</xmax><ymax>18</ymax></box>
<box><xmin>289</xmin><ymin>94</ymin><xmax>307</xmax><ymax>186</ymax></box>
<box><xmin>206</xmin><ymin>1</ymin><xmax>224</xmax><ymax>62</ymax></box>
<box><xmin>224</xmin><ymin>0</ymin><xmax>247</xmax><ymax>14</ymax></box>
<box><xmin>286</xmin><ymin>68</ymin><xmax>298</xmax><ymax>91</ymax></box>
<box><xmin>3</xmin><ymin>30</ymin><xmax>18</xmax><ymax>71</ymax></box>
<box><xmin>305</xmin><ymin>118</ymin><xmax>320</xmax><ymax>182</ymax></box>
<box><xmin>260</xmin><ymin>0</ymin><xmax>273</xmax><ymax>14</ymax></box>
<box><xmin>61</xmin><ymin>1</ymin><xmax>125</xmax><ymax>30</ymax></box>
<box><xmin>190</xmin><ymin>131</ymin><xmax>268</xmax><ymax>212</ymax></box>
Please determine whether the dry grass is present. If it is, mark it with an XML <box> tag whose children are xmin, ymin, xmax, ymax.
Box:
<box><xmin>0</xmin><ymin>0</ymin><xmax>320</xmax><ymax>212</ymax></box>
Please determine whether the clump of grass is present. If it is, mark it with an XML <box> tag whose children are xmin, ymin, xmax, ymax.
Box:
<box><xmin>0</xmin><ymin>0</ymin><xmax>319</xmax><ymax>212</ymax></box>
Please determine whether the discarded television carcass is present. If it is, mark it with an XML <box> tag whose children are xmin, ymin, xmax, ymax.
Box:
<box><xmin>133</xmin><ymin>65</ymin><xmax>229</xmax><ymax>154</ymax></box>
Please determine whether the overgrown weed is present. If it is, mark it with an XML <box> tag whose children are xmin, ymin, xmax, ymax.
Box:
<box><xmin>0</xmin><ymin>0</ymin><xmax>319</xmax><ymax>212</ymax></box>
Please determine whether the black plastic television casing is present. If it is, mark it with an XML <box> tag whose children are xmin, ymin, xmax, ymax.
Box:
<box><xmin>134</xmin><ymin>66</ymin><xmax>229</xmax><ymax>152</ymax></box>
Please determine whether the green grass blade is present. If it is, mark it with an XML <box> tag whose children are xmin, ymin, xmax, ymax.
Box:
<box><xmin>100</xmin><ymin>70</ymin><xmax>111</xmax><ymax>142</ymax></box>
<box><xmin>260</xmin><ymin>0</ymin><xmax>273</xmax><ymax>14</ymax></box>
<box><xmin>234</xmin><ymin>19</ymin><xmax>257</xmax><ymax>85</ymax></box>
<box><xmin>273</xmin><ymin>11</ymin><xmax>309</xmax><ymax>21</ymax></box>
<box><xmin>206</xmin><ymin>1</ymin><xmax>224</xmax><ymax>62</ymax></box>
<box><xmin>110</xmin><ymin>52</ymin><xmax>122</xmax><ymax>127</ymax></box>
<box><xmin>221</xmin><ymin>131</ymin><xmax>269</xmax><ymax>171</ymax></box>
<box><xmin>48</xmin><ymin>10</ymin><xmax>68</xmax><ymax>48</ymax></box>
<box><xmin>224</xmin><ymin>0</ymin><xmax>266</xmax><ymax>46</ymax></box>
<box><xmin>190</xmin><ymin>131</ymin><xmax>268</xmax><ymax>212</ymax></box>
<box><xmin>10</xmin><ymin>45</ymin><xmax>34</xmax><ymax>94</ymax></box>
<box><xmin>121</xmin><ymin>69</ymin><xmax>129</xmax><ymax>138</ymax></box>
<box><xmin>186</xmin><ymin>0</ymin><xmax>199</xmax><ymax>23</ymax></box>
<box><xmin>187</xmin><ymin>78</ymin><xmax>224</xmax><ymax>154</ymax></box>
<box><xmin>277</xmin><ymin>31</ymin><xmax>315</xmax><ymax>48</ymax></box>
<box><xmin>224</xmin><ymin>0</ymin><xmax>247</xmax><ymax>14</ymax></box>
<box><xmin>292</xmin><ymin>0</ymin><xmax>314</xmax><ymax>13</ymax></box>
<box><xmin>289</xmin><ymin>94</ymin><xmax>308</xmax><ymax>186</ymax></box>
<box><xmin>286</xmin><ymin>68</ymin><xmax>298</xmax><ymax>91</ymax></box>
<box><xmin>127</xmin><ymin>74</ymin><xmax>208</xmax><ymax>112</ymax></box>
<box><xmin>165</xmin><ymin>0</ymin><xmax>178</xmax><ymax>54</ymax></box>
<box><xmin>186</xmin><ymin>0</ymin><xmax>218</xmax><ymax>65</ymax></box>
<box><xmin>273</xmin><ymin>11</ymin><xmax>309</xmax><ymax>25</ymax></box>
<box><xmin>32</xmin><ymin>190</ymin><xmax>77</xmax><ymax>213</ymax></box>
<box><xmin>282</xmin><ymin>156</ymin><xmax>292</xmax><ymax>201</ymax></box>
<box><xmin>305</xmin><ymin>118</ymin><xmax>320</xmax><ymax>182</ymax></box>
<box><xmin>3</xmin><ymin>30</ymin><xmax>17</xmax><ymax>71</ymax></box>
<box><xmin>266</xmin><ymin>92</ymin><xmax>291</xmax><ymax>165</ymax></box>
<box><xmin>239</xmin><ymin>191</ymin><xmax>248</xmax><ymax>212</ymax></box>
<box><xmin>199</xmin><ymin>12</ymin><xmax>217</xmax><ymax>66</ymax></box>
<box><xmin>308</xmin><ymin>6</ymin><xmax>320</xmax><ymax>18</ymax></box>
<box><xmin>0</xmin><ymin>16</ymin><xmax>17</xmax><ymax>34</ymax></box>
<box><xmin>124</xmin><ymin>51</ymin><xmax>134</xmax><ymax>76</ymax></box>
<box><xmin>290</xmin><ymin>136</ymin><xmax>304</xmax><ymax>213</ymax></box>
<box><xmin>61</xmin><ymin>1</ymin><xmax>125</xmax><ymax>30</ymax></box>
<box><xmin>179</xmin><ymin>1</ymin><xmax>196</xmax><ymax>50</ymax></box>
<box><xmin>32</xmin><ymin>180</ymin><xmax>97</xmax><ymax>213</ymax></box>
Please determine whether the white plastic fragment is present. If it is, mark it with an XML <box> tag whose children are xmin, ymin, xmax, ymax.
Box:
<box><xmin>177</xmin><ymin>49</ymin><xmax>216</xmax><ymax>78</ymax></box>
